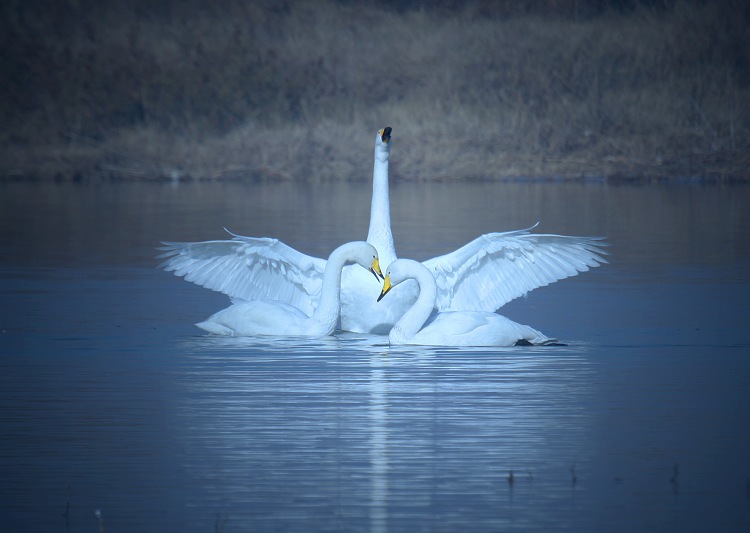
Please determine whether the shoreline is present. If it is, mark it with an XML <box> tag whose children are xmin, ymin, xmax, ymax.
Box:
<box><xmin>2</xmin><ymin>142</ymin><xmax>747</xmax><ymax>185</ymax></box>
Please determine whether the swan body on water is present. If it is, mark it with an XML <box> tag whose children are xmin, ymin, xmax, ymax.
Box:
<box><xmin>378</xmin><ymin>259</ymin><xmax>554</xmax><ymax>346</ymax></box>
<box><xmin>195</xmin><ymin>242</ymin><xmax>382</xmax><ymax>337</ymax></box>
<box><xmin>159</xmin><ymin>127</ymin><xmax>607</xmax><ymax>334</ymax></box>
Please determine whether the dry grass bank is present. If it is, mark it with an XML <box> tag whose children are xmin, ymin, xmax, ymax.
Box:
<box><xmin>1</xmin><ymin>0</ymin><xmax>748</xmax><ymax>182</ymax></box>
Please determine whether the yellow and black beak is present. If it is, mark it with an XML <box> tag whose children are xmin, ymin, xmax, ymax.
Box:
<box><xmin>370</xmin><ymin>257</ymin><xmax>384</xmax><ymax>282</ymax></box>
<box><xmin>377</xmin><ymin>274</ymin><xmax>392</xmax><ymax>302</ymax></box>
<box><xmin>380</xmin><ymin>127</ymin><xmax>392</xmax><ymax>143</ymax></box>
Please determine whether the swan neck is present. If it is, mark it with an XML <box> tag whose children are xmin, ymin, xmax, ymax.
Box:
<box><xmin>367</xmin><ymin>148</ymin><xmax>395</xmax><ymax>265</ymax></box>
<box><xmin>390</xmin><ymin>265</ymin><xmax>437</xmax><ymax>344</ymax></box>
<box><xmin>310</xmin><ymin>246</ymin><xmax>348</xmax><ymax>334</ymax></box>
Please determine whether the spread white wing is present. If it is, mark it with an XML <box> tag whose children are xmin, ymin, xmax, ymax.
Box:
<box><xmin>158</xmin><ymin>230</ymin><xmax>325</xmax><ymax>316</ymax></box>
<box><xmin>423</xmin><ymin>225</ymin><xmax>608</xmax><ymax>312</ymax></box>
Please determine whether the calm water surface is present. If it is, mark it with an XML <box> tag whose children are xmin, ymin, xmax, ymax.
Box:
<box><xmin>1</xmin><ymin>180</ymin><xmax>749</xmax><ymax>532</ymax></box>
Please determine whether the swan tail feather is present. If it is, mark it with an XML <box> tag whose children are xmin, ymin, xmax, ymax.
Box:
<box><xmin>195</xmin><ymin>321</ymin><xmax>235</xmax><ymax>336</ymax></box>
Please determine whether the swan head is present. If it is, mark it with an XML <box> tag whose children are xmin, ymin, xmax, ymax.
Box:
<box><xmin>377</xmin><ymin>258</ymin><xmax>432</xmax><ymax>302</ymax></box>
<box><xmin>375</xmin><ymin>127</ymin><xmax>392</xmax><ymax>153</ymax></box>
<box><xmin>345</xmin><ymin>241</ymin><xmax>384</xmax><ymax>281</ymax></box>
<box><xmin>376</xmin><ymin>258</ymin><xmax>411</xmax><ymax>302</ymax></box>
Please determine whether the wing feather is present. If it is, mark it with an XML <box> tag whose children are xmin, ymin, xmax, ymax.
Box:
<box><xmin>158</xmin><ymin>230</ymin><xmax>325</xmax><ymax>315</ymax></box>
<box><xmin>423</xmin><ymin>226</ymin><xmax>608</xmax><ymax>312</ymax></box>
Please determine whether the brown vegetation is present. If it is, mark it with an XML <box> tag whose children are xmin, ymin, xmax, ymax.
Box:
<box><xmin>1</xmin><ymin>0</ymin><xmax>748</xmax><ymax>182</ymax></box>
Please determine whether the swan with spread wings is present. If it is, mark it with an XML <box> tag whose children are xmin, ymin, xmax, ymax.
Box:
<box><xmin>195</xmin><ymin>241</ymin><xmax>382</xmax><ymax>338</ymax></box>
<box><xmin>159</xmin><ymin>127</ymin><xmax>608</xmax><ymax>334</ymax></box>
<box><xmin>377</xmin><ymin>258</ymin><xmax>556</xmax><ymax>346</ymax></box>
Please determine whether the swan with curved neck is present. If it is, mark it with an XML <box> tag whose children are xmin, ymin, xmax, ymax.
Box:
<box><xmin>160</xmin><ymin>127</ymin><xmax>607</xmax><ymax>335</ymax></box>
<box><xmin>378</xmin><ymin>259</ymin><xmax>554</xmax><ymax>346</ymax></box>
<box><xmin>196</xmin><ymin>242</ymin><xmax>382</xmax><ymax>337</ymax></box>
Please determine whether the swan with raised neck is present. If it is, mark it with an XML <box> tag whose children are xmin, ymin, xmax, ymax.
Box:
<box><xmin>160</xmin><ymin>127</ymin><xmax>608</xmax><ymax>336</ymax></box>
<box><xmin>366</xmin><ymin>126</ymin><xmax>396</xmax><ymax>268</ymax></box>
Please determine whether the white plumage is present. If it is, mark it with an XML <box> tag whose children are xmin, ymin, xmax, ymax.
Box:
<box><xmin>424</xmin><ymin>226</ymin><xmax>607</xmax><ymax>313</ymax></box>
<box><xmin>163</xmin><ymin>233</ymin><xmax>326</xmax><ymax>317</ymax></box>
<box><xmin>195</xmin><ymin>241</ymin><xmax>381</xmax><ymax>338</ymax></box>
<box><xmin>159</xmin><ymin>127</ymin><xmax>608</xmax><ymax>334</ymax></box>
<box><xmin>378</xmin><ymin>259</ymin><xmax>555</xmax><ymax>347</ymax></box>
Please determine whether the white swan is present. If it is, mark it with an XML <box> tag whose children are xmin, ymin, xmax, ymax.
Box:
<box><xmin>339</xmin><ymin>126</ymin><xmax>408</xmax><ymax>333</ymax></box>
<box><xmin>195</xmin><ymin>241</ymin><xmax>382</xmax><ymax>337</ymax></box>
<box><xmin>159</xmin><ymin>127</ymin><xmax>608</xmax><ymax>334</ymax></box>
<box><xmin>378</xmin><ymin>259</ymin><xmax>554</xmax><ymax>346</ymax></box>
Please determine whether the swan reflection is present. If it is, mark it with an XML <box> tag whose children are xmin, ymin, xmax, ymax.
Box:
<box><xmin>369</xmin><ymin>354</ymin><xmax>389</xmax><ymax>533</ymax></box>
<box><xmin>175</xmin><ymin>334</ymin><xmax>594</xmax><ymax>530</ymax></box>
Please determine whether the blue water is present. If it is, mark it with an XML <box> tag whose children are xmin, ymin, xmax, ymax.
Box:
<box><xmin>1</xmin><ymin>181</ymin><xmax>749</xmax><ymax>532</ymax></box>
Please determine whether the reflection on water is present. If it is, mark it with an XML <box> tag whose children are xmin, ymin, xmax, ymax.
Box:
<box><xmin>1</xmin><ymin>181</ymin><xmax>750</xmax><ymax>532</ymax></box>
<box><xmin>174</xmin><ymin>337</ymin><xmax>597</xmax><ymax>531</ymax></box>
<box><xmin>369</xmin><ymin>354</ymin><xmax>388</xmax><ymax>533</ymax></box>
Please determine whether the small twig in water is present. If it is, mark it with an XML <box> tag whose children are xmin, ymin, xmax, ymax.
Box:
<box><xmin>95</xmin><ymin>509</ymin><xmax>105</xmax><ymax>533</ymax></box>
<box><xmin>62</xmin><ymin>485</ymin><xmax>71</xmax><ymax>529</ymax></box>
<box><xmin>215</xmin><ymin>512</ymin><xmax>229</xmax><ymax>533</ymax></box>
